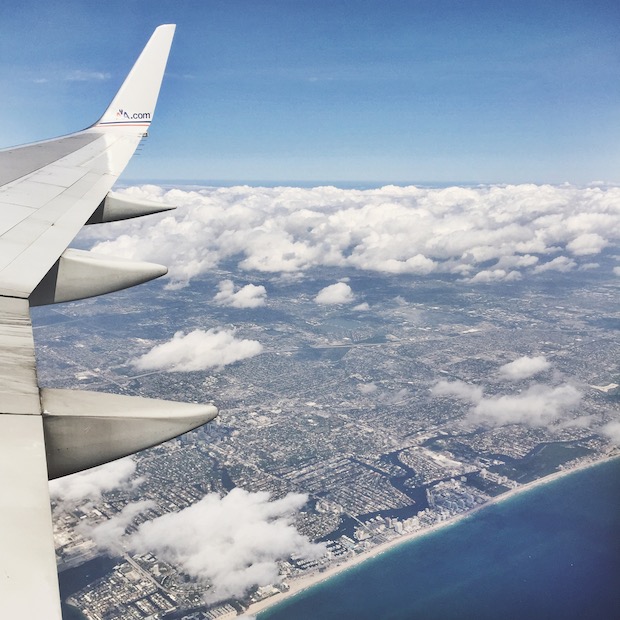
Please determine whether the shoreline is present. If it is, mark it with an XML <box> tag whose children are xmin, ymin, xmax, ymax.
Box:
<box><xmin>248</xmin><ymin>454</ymin><xmax>619</xmax><ymax>617</ymax></box>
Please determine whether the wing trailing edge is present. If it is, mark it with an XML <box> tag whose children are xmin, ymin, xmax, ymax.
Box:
<box><xmin>0</xmin><ymin>415</ymin><xmax>62</xmax><ymax>619</ymax></box>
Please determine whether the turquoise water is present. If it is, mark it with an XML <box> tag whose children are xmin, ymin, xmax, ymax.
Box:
<box><xmin>260</xmin><ymin>458</ymin><xmax>620</xmax><ymax>620</ymax></box>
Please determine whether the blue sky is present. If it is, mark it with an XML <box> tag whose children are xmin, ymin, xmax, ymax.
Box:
<box><xmin>1</xmin><ymin>0</ymin><xmax>618</xmax><ymax>184</ymax></box>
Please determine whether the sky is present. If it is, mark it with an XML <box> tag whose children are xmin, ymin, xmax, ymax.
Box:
<box><xmin>1</xmin><ymin>1</ymin><xmax>619</xmax><ymax>183</ymax></box>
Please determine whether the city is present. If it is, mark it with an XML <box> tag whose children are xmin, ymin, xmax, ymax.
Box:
<box><xmin>35</xmin><ymin>249</ymin><xmax>619</xmax><ymax>619</ymax></box>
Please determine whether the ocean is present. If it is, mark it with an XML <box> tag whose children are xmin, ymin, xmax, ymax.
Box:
<box><xmin>259</xmin><ymin>458</ymin><xmax>620</xmax><ymax>620</ymax></box>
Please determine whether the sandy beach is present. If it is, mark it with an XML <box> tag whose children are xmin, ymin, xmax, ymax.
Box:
<box><xmin>246</xmin><ymin>454</ymin><xmax>618</xmax><ymax>617</ymax></box>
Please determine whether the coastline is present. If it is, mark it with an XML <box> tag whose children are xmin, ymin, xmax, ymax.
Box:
<box><xmin>248</xmin><ymin>454</ymin><xmax>619</xmax><ymax>617</ymax></box>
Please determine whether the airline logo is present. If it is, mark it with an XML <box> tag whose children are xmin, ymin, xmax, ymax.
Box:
<box><xmin>116</xmin><ymin>108</ymin><xmax>151</xmax><ymax>121</ymax></box>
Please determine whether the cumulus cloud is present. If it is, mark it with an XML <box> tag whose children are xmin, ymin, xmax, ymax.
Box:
<box><xmin>601</xmin><ymin>421</ymin><xmax>620</xmax><ymax>445</ymax></box>
<box><xmin>132</xmin><ymin>329</ymin><xmax>263</xmax><ymax>372</ymax></box>
<box><xmin>87</xmin><ymin>500</ymin><xmax>156</xmax><ymax>554</ymax></box>
<box><xmin>566</xmin><ymin>233</ymin><xmax>608</xmax><ymax>256</ymax></box>
<box><xmin>470</xmin><ymin>384</ymin><xmax>582</xmax><ymax>427</ymax></box>
<box><xmin>109</xmin><ymin>489</ymin><xmax>325</xmax><ymax>603</ymax></box>
<box><xmin>432</xmin><ymin>380</ymin><xmax>582</xmax><ymax>428</ymax></box>
<box><xmin>467</xmin><ymin>269</ymin><xmax>521</xmax><ymax>283</ymax></box>
<box><xmin>83</xmin><ymin>184</ymin><xmax>620</xmax><ymax>288</ymax></box>
<box><xmin>494</xmin><ymin>254</ymin><xmax>539</xmax><ymax>270</ymax></box>
<box><xmin>497</xmin><ymin>355</ymin><xmax>551</xmax><ymax>381</ymax></box>
<box><xmin>314</xmin><ymin>282</ymin><xmax>355</xmax><ymax>305</ymax></box>
<box><xmin>431</xmin><ymin>380</ymin><xmax>483</xmax><ymax>403</ymax></box>
<box><xmin>49</xmin><ymin>457</ymin><xmax>139</xmax><ymax>502</ymax></box>
<box><xmin>533</xmin><ymin>256</ymin><xmax>576</xmax><ymax>273</ymax></box>
<box><xmin>214</xmin><ymin>279</ymin><xmax>267</xmax><ymax>308</ymax></box>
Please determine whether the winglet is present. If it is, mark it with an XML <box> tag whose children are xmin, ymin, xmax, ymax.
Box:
<box><xmin>94</xmin><ymin>24</ymin><xmax>176</xmax><ymax>133</ymax></box>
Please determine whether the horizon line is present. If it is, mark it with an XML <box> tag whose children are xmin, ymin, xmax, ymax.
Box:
<box><xmin>119</xmin><ymin>179</ymin><xmax>618</xmax><ymax>190</ymax></box>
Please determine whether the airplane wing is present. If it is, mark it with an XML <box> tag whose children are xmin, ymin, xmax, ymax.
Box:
<box><xmin>0</xmin><ymin>25</ymin><xmax>217</xmax><ymax>618</ymax></box>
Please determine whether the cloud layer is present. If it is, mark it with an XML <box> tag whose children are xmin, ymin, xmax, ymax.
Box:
<box><xmin>84</xmin><ymin>184</ymin><xmax>620</xmax><ymax>288</ymax></box>
<box><xmin>132</xmin><ymin>329</ymin><xmax>263</xmax><ymax>372</ymax></box>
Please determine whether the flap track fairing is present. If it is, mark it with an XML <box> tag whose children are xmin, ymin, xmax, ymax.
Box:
<box><xmin>29</xmin><ymin>248</ymin><xmax>167</xmax><ymax>306</ymax></box>
<box><xmin>42</xmin><ymin>388</ymin><xmax>218</xmax><ymax>479</ymax></box>
<box><xmin>86</xmin><ymin>191</ymin><xmax>176</xmax><ymax>224</ymax></box>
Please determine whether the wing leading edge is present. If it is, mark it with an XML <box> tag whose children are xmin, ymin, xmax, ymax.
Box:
<box><xmin>0</xmin><ymin>25</ymin><xmax>218</xmax><ymax>619</ymax></box>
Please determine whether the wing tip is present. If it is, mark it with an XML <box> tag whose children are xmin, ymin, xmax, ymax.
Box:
<box><xmin>93</xmin><ymin>24</ymin><xmax>176</xmax><ymax>133</ymax></box>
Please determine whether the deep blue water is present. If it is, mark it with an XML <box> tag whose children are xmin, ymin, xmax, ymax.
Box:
<box><xmin>260</xmin><ymin>458</ymin><xmax>620</xmax><ymax>620</ymax></box>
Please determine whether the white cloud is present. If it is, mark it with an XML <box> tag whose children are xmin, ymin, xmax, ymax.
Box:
<box><xmin>65</xmin><ymin>70</ymin><xmax>111</xmax><ymax>82</ymax></box>
<box><xmin>467</xmin><ymin>268</ymin><xmax>521</xmax><ymax>283</ymax></box>
<box><xmin>49</xmin><ymin>457</ymin><xmax>139</xmax><ymax>502</ymax></box>
<box><xmin>432</xmin><ymin>379</ymin><xmax>582</xmax><ymax>428</ymax></box>
<box><xmin>314</xmin><ymin>282</ymin><xmax>355</xmax><ymax>305</ymax></box>
<box><xmin>431</xmin><ymin>380</ymin><xmax>483</xmax><ymax>403</ymax></box>
<box><xmin>87</xmin><ymin>500</ymin><xmax>156</xmax><ymax>554</ymax></box>
<box><xmin>214</xmin><ymin>279</ymin><xmax>267</xmax><ymax>308</ymax></box>
<box><xmin>498</xmin><ymin>355</ymin><xmax>551</xmax><ymax>381</ymax></box>
<box><xmin>116</xmin><ymin>489</ymin><xmax>325</xmax><ymax>603</ymax></box>
<box><xmin>614</xmin><ymin>266</ymin><xmax>620</xmax><ymax>276</ymax></box>
<box><xmin>601</xmin><ymin>421</ymin><xmax>620</xmax><ymax>445</ymax></box>
<box><xmin>83</xmin><ymin>184</ymin><xmax>620</xmax><ymax>287</ymax></box>
<box><xmin>533</xmin><ymin>256</ymin><xmax>576</xmax><ymax>273</ymax></box>
<box><xmin>566</xmin><ymin>233</ymin><xmax>608</xmax><ymax>256</ymax></box>
<box><xmin>132</xmin><ymin>329</ymin><xmax>263</xmax><ymax>372</ymax></box>
<box><xmin>494</xmin><ymin>254</ymin><xmax>539</xmax><ymax>269</ymax></box>
<box><xmin>470</xmin><ymin>384</ymin><xmax>582</xmax><ymax>427</ymax></box>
